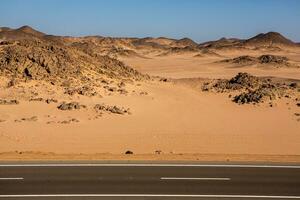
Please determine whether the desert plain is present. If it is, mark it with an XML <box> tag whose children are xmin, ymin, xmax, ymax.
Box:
<box><xmin>0</xmin><ymin>26</ymin><xmax>300</xmax><ymax>161</ymax></box>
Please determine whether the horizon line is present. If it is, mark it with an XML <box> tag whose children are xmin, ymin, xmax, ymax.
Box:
<box><xmin>1</xmin><ymin>25</ymin><xmax>299</xmax><ymax>44</ymax></box>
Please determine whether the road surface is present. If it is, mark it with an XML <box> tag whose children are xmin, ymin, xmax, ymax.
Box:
<box><xmin>1</xmin><ymin>163</ymin><xmax>300</xmax><ymax>199</ymax></box>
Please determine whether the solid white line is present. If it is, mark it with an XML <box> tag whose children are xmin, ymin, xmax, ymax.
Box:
<box><xmin>0</xmin><ymin>163</ymin><xmax>300</xmax><ymax>168</ymax></box>
<box><xmin>160</xmin><ymin>177</ymin><xmax>231</xmax><ymax>181</ymax></box>
<box><xmin>0</xmin><ymin>194</ymin><xmax>300</xmax><ymax>199</ymax></box>
<box><xmin>0</xmin><ymin>177</ymin><xmax>24</xmax><ymax>180</ymax></box>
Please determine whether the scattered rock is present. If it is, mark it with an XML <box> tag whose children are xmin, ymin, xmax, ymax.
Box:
<box><xmin>160</xmin><ymin>78</ymin><xmax>169</xmax><ymax>82</ymax></box>
<box><xmin>59</xmin><ymin>118</ymin><xmax>80</xmax><ymax>124</ymax></box>
<box><xmin>258</xmin><ymin>55</ymin><xmax>288</xmax><ymax>64</ymax></box>
<box><xmin>103</xmin><ymin>85</ymin><xmax>118</xmax><ymax>93</ymax></box>
<box><xmin>30</xmin><ymin>97</ymin><xmax>44</xmax><ymax>102</ymax></box>
<box><xmin>23</xmin><ymin>116</ymin><xmax>38</xmax><ymax>121</ymax></box>
<box><xmin>15</xmin><ymin>116</ymin><xmax>38</xmax><ymax>122</ymax></box>
<box><xmin>7</xmin><ymin>79</ymin><xmax>17</xmax><ymax>88</ymax></box>
<box><xmin>0</xmin><ymin>99</ymin><xmax>19</xmax><ymax>105</ymax></box>
<box><xmin>290</xmin><ymin>82</ymin><xmax>298</xmax><ymax>88</ymax></box>
<box><xmin>117</xmin><ymin>88</ymin><xmax>128</xmax><ymax>95</ymax></box>
<box><xmin>57</xmin><ymin>102</ymin><xmax>86</xmax><ymax>110</ymax></box>
<box><xmin>101</xmin><ymin>79</ymin><xmax>109</xmax><ymax>84</ymax></box>
<box><xmin>155</xmin><ymin>150</ymin><xmax>162</xmax><ymax>155</ymax></box>
<box><xmin>125</xmin><ymin>150</ymin><xmax>133</xmax><ymax>155</ymax></box>
<box><xmin>233</xmin><ymin>87</ymin><xmax>277</xmax><ymax>104</ymax></box>
<box><xmin>118</xmin><ymin>82</ymin><xmax>126</xmax><ymax>88</ymax></box>
<box><xmin>108</xmin><ymin>87</ymin><xmax>117</xmax><ymax>92</ymax></box>
<box><xmin>201</xmin><ymin>82</ymin><xmax>210</xmax><ymax>91</ymax></box>
<box><xmin>47</xmin><ymin>118</ymin><xmax>79</xmax><ymax>124</ymax></box>
<box><xmin>45</xmin><ymin>98</ymin><xmax>58</xmax><ymax>104</ymax></box>
<box><xmin>222</xmin><ymin>55</ymin><xmax>257</xmax><ymax>65</ymax></box>
<box><xmin>94</xmin><ymin>104</ymin><xmax>130</xmax><ymax>115</ymax></box>
<box><xmin>65</xmin><ymin>86</ymin><xmax>97</xmax><ymax>96</ymax></box>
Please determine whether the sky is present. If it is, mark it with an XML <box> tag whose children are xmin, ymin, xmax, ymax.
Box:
<box><xmin>1</xmin><ymin>0</ymin><xmax>300</xmax><ymax>43</ymax></box>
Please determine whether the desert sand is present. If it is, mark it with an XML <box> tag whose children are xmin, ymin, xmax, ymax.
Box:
<box><xmin>0</xmin><ymin>27</ymin><xmax>300</xmax><ymax>161</ymax></box>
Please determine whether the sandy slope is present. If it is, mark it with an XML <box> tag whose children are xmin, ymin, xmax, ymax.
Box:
<box><xmin>1</xmin><ymin>80</ymin><xmax>300</xmax><ymax>160</ymax></box>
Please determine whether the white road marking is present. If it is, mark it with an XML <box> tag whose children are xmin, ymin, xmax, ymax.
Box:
<box><xmin>0</xmin><ymin>163</ymin><xmax>300</xmax><ymax>168</ymax></box>
<box><xmin>160</xmin><ymin>177</ymin><xmax>231</xmax><ymax>181</ymax></box>
<box><xmin>0</xmin><ymin>177</ymin><xmax>24</xmax><ymax>180</ymax></box>
<box><xmin>0</xmin><ymin>194</ymin><xmax>300</xmax><ymax>198</ymax></box>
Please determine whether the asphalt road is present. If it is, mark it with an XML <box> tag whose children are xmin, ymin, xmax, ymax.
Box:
<box><xmin>1</xmin><ymin>163</ymin><xmax>300</xmax><ymax>199</ymax></box>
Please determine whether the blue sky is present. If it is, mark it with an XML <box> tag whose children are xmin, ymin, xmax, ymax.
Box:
<box><xmin>1</xmin><ymin>0</ymin><xmax>299</xmax><ymax>42</ymax></box>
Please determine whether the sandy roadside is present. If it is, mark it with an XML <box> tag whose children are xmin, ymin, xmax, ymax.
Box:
<box><xmin>1</xmin><ymin>81</ymin><xmax>300</xmax><ymax>161</ymax></box>
<box><xmin>1</xmin><ymin>152</ymin><xmax>300</xmax><ymax>163</ymax></box>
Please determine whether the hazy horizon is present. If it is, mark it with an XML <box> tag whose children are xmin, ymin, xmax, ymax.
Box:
<box><xmin>1</xmin><ymin>0</ymin><xmax>300</xmax><ymax>43</ymax></box>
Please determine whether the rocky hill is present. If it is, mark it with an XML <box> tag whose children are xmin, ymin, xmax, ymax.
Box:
<box><xmin>0</xmin><ymin>25</ymin><xmax>45</xmax><ymax>40</ymax></box>
<box><xmin>0</xmin><ymin>26</ymin><xmax>148</xmax><ymax>88</ymax></box>
<box><xmin>243</xmin><ymin>32</ymin><xmax>297</xmax><ymax>48</ymax></box>
<box><xmin>170</xmin><ymin>37</ymin><xmax>198</xmax><ymax>48</ymax></box>
<box><xmin>198</xmin><ymin>37</ymin><xmax>242</xmax><ymax>49</ymax></box>
<box><xmin>198</xmin><ymin>32</ymin><xmax>298</xmax><ymax>50</ymax></box>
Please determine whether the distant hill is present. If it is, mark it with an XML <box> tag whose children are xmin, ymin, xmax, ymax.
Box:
<box><xmin>243</xmin><ymin>32</ymin><xmax>296</xmax><ymax>47</ymax></box>
<box><xmin>170</xmin><ymin>37</ymin><xmax>198</xmax><ymax>48</ymax></box>
<box><xmin>16</xmin><ymin>25</ymin><xmax>45</xmax><ymax>37</ymax></box>
<box><xmin>198</xmin><ymin>37</ymin><xmax>242</xmax><ymax>49</ymax></box>
<box><xmin>198</xmin><ymin>32</ymin><xmax>298</xmax><ymax>50</ymax></box>
<box><xmin>0</xmin><ymin>27</ymin><xmax>12</xmax><ymax>32</ymax></box>
<box><xmin>1</xmin><ymin>26</ymin><xmax>299</xmax><ymax>60</ymax></box>
<box><xmin>0</xmin><ymin>25</ymin><xmax>45</xmax><ymax>40</ymax></box>
<box><xmin>132</xmin><ymin>37</ymin><xmax>169</xmax><ymax>50</ymax></box>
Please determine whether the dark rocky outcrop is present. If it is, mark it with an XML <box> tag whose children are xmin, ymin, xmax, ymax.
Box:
<box><xmin>220</xmin><ymin>54</ymin><xmax>294</xmax><ymax>67</ymax></box>
<box><xmin>57</xmin><ymin>102</ymin><xmax>86</xmax><ymax>110</ymax></box>
<box><xmin>202</xmin><ymin>72</ymin><xmax>298</xmax><ymax>104</ymax></box>
<box><xmin>258</xmin><ymin>55</ymin><xmax>288</xmax><ymax>64</ymax></box>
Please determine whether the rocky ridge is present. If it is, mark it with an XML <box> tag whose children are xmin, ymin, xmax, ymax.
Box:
<box><xmin>221</xmin><ymin>55</ymin><xmax>298</xmax><ymax>68</ymax></box>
